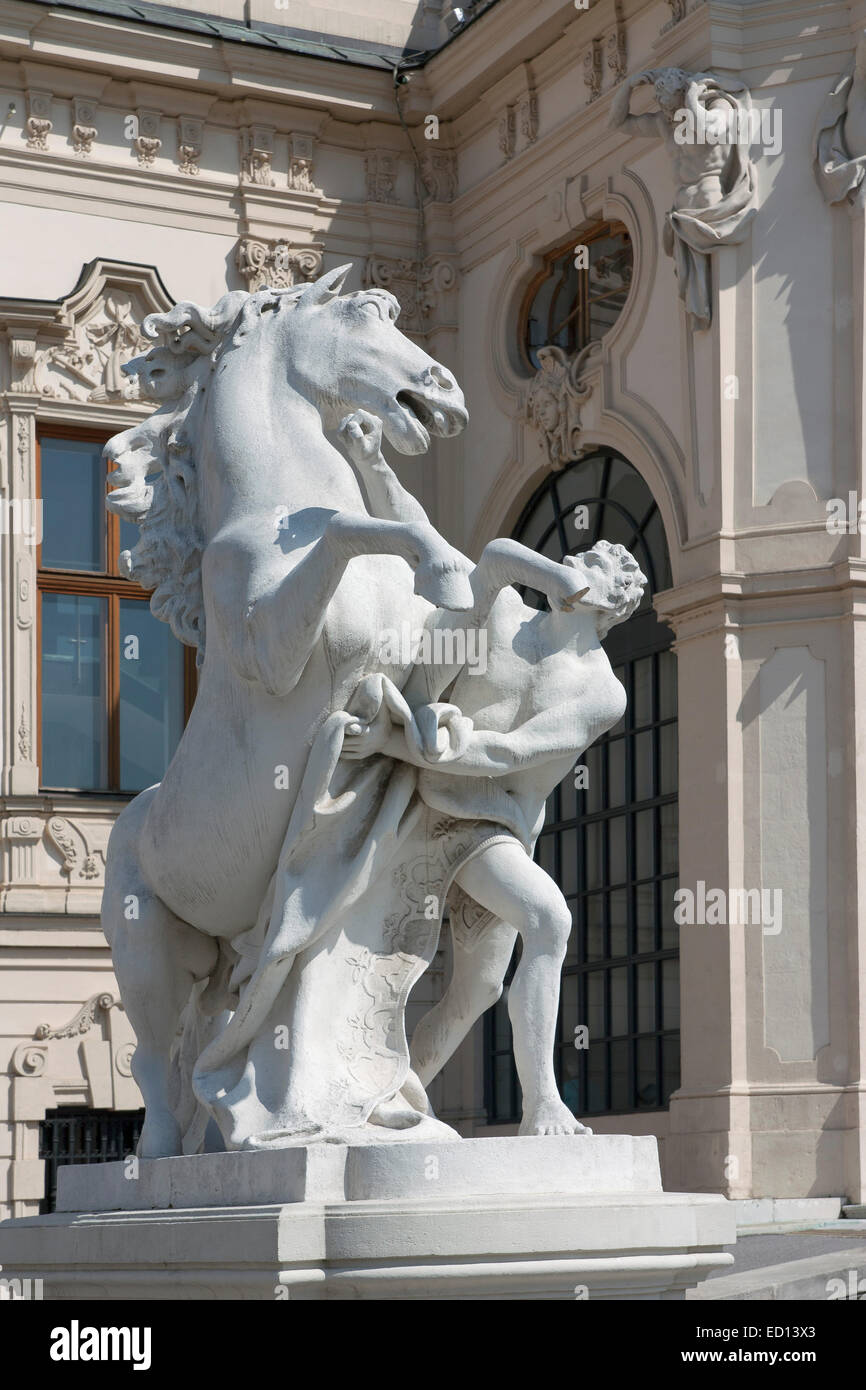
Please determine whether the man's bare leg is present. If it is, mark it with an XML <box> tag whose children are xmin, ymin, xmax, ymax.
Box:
<box><xmin>448</xmin><ymin>841</ymin><xmax>591</xmax><ymax>1136</ymax></box>
<box><xmin>410</xmin><ymin>919</ymin><xmax>518</xmax><ymax>1089</ymax></box>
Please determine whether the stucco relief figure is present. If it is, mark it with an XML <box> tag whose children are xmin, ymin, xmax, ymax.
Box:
<box><xmin>814</xmin><ymin>35</ymin><xmax>866</xmax><ymax>207</ymax></box>
<box><xmin>101</xmin><ymin>265</ymin><xmax>643</xmax><ymax>1156</ymax></box>
<box><xmin>609</xmin><ymin>68</ymin><xmax>757</xmax><ymax>327</ymax></box>
<box><xmin>526</xmin><ymin>342</ymin><xmax>600</xmax><ymax>468</ymax></box>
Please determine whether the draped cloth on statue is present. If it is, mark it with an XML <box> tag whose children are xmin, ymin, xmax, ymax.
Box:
<box><xmin>813</xmin><ymin>62</ymin><xmax>866</xmax><ymax>207</ymax></box>
<box><xmin>192</xmin><ymin>676</ymin><xmax>533</xmax><ymax>1149</ymax></box>
<box><xmin>663</xmin><ymin>77</ymin><xmax>757</xmax><ymax>328</ymax></box>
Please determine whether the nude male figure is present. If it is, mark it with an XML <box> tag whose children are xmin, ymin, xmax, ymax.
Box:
<box><xmin>608</xmin><ymin>68</ymin><xmax>732</xmax><ymax>209</ymax></box>
<box><xmin>339</xmin><ymin>410</ymin><xmax>645</xmax><ymax>1135</ymax></box>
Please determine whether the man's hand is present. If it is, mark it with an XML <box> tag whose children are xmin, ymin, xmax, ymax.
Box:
<box><xmin>342</xmin><ymin>699</ymin><xmax>392</xmax><ymax>760</ymax></box>
<box><xmin>339</xmin><ymin>409</ymin><xmax>383</xmax><ymax>468</ymax></box>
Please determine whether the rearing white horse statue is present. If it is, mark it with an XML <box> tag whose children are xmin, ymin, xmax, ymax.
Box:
<box><xmin>103</xmin><ymin>265</ymin><xmax>478</xmax><ymax>1156</ymax></box>
<box><xmin>103</xmin><ymin>263</ymin><xmax>642</xmax><ymax>1157</ymax></box>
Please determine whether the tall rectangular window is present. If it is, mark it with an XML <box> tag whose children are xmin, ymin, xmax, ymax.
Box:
<box><xmin>38</xmin><ymin>428</ymin><xmax>191</xmax><ymax>793</ymax></box>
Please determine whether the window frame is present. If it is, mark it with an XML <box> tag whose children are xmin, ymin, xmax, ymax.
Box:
<box><xmin>518</xmin><ymin>220</ymin><xmax>633</xmax><ymax>374</ymax></box>
<box><xmin>36</xmin><ymin>423</ymin><xmax>196</xmax><ymax>794</ymax></box>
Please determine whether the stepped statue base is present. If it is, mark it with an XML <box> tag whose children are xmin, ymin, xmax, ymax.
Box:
<box><xmin>0</xmin><ymin>1135</ymin><xmax>734</xmax><ymax>1301</ymax></box>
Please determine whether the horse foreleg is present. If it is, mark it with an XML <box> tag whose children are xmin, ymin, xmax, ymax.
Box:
<box><xmin>208</xmin><ymin>514</ymin><xmax>474</xmax><ymax>696</ymax></box>
<box><xmin>102</xmin><ymin>799</ymin><xmax>219</xmax><ymax>1158</ymax></box>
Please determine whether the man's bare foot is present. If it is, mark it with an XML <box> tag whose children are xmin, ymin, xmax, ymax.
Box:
<box><xmin>519</xmin><ymin>1099</ymin><xmax>593</xmax><ymax>1137</ymax></box>
<box><xmin>368</xmin><ymin>1096</ymin><xmax>425</xmax><ymax>1130</ymax></box>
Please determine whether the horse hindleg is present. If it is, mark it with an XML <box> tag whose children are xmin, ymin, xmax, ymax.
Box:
<box><xmin>102</xmin><ymin>808</ymin><xmax>219</xmax><ymax>1158</ymax></box>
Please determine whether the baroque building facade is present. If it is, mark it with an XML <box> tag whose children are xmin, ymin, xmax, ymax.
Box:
<box><xmin>1</xmin><ymin>0</ymin><xmax>865</xmax><ymax>1217</ymax></box>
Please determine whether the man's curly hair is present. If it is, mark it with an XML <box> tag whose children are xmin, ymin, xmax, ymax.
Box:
<box><xmin>564</xmin><ymin>539</ymin><xmax>647</xmax><ymax>638</ymax></box>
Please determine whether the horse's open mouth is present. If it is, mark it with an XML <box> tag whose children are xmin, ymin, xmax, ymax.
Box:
<box><xmin>396</xmin><ymin>390</ymin><xmax>466</xmax><ymax>439</ymax></box>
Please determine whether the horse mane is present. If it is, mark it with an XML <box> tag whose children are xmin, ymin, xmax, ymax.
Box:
<box><xmin>104</xmin><ymin>286</ymin><xmax>303</xmax><ymax>664</ymax></box>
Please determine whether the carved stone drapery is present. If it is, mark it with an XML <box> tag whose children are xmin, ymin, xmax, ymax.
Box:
<box><xmin>814</xmin><ymin>37</ymin><xmax>866</xmax><ymax>208</ymax></box>
<box><xmin>235</xmin><ymin>239</ymin><xmax>323</xmax><ymax>292</ymax></box>
<box><xmin>364</xmin><ymin>256</ymin><xmax>458</xmax><ymax>335</ymax></box>
<box><xmin>608</xmin><ymin>68</ymin><xmax>757</xmax><ymax>327</ymax></box>
<box><xmin>526</xmin><ymin>342</ymin><xmax>601</xmax><ymax>469</ymax></box>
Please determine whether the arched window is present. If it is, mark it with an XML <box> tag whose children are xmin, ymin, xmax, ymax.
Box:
<box><xmin>519</xmin><ymin>223</ymin><xmax>633</xmax><ymax>373</ymax></box>
<box><xmin>484</xmin><ymin>451</ymin><xmax>680</xmax><ymax>1122</ymax></box>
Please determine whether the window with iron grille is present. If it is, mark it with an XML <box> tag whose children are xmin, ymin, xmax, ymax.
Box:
<box><xmin>484</xmin><ymin>450</ymin><xmax>680</xmax><ymax>1123</ymax></box>
<box><xmin>38</xmin><ymin>1107</ymin><xmax>144</xmax><ymax>1213</ymax></box>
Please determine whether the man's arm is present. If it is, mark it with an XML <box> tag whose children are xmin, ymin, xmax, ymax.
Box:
<box><xmin>376</xmin><ymin>701</ymin><xmax>590</xmax><ymax>777</ymax></box>
<box><xmin>608</xmin><ymin>73</ymin><xmax>664</xmax><ymax>139</ymax></box>
<box><xmin>339</xmin><ymin>410</ymin><xmax>435</xmax><ymax>529</ymax></box>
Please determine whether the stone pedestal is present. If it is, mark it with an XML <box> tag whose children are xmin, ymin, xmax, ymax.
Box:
<box><xmin>0</xmin><ymin>1135</ymin><xmax>735</xmax><ymax>1300</ymax></box>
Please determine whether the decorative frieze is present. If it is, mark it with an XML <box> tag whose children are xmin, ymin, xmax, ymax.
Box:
<box><xmin>25</xmin><ymin>90</ymin><xmax>52</xmax><ymax>151</ymax></box>
<box><xmin>518</xmin><ymin>90</ymin><xmax>539</xmax><ymax>145</ymax></box>
<box><xmin>420</xmin><ymin>149</ymin><xmax>457</xmax><ymax>202</ymax></box>
<box><xmin>498</xmin><ymin>106</ymin><xmax>516</xmax><ymax>160</ymax></box>
<box><xmin>661</xmin><ymin>0</ymin><xmax>704</xmax><ymax>31</ymax></box>
<box><xmin>584</xmin><ymin>40</ymin><xmax>603</xmax><ymax>104</ymax></box>
<box><xmin>607</xmin><ymin>17</ymin><xmax>627</xmax><ymax>84</ymax></box>
<box><xmin>364</xmin><ymin>149</ymin><xmax>399</xmax><ymax>202</ymax></box>
<box><xmin>364</xmin><ymin>255</ymin><xmax>458</xmax><ymax>335</ymax></box>
<box><xmin>17</xmin><ymin>704</ymin><xmax>30</xmax><ymax>761</ymax></box>
<box><xmin>288</xmin><ymin>132</ymin><xmax>315</xmax><ymax>191</ymax></box>
<box><xmin>177</xmin><ymin>117</ymin><xmax>202</xmax><ymax>176</ymax></box>
<box><xmin>1</xmin><ymin>806</ymin><xmax>112</xmax><ymax>900</ymax></box>
<box><xmin>235</xmin><ymin>239</ymin><xmax>323</xmax><ymax>292</ymax></box>
<box><xmin>71</xmin><ymin>98</ymin><xmax>98</xmax><ymax>157</ymax></box>
<box><xmin>241</xmin><ymin>126</ymin><xmax>275</xmax><ymax>186</ymax></box>
<box><xmin>134</xmin><ymin>109</ymin><xmax>161</xmax><ymax>167</ymax></box>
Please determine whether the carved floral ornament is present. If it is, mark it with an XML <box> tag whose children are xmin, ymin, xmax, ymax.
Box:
<box><xmin>11</xmin><ymin>994</ymin><xmax>118</xmax><ymax>1075</ymax></box>
<box><xmin>235</xmin><ymin>239</ymin><xmax>323</xmax><ymax>292</ymax></box>
<box><xmin>10</xmin><ymin>993</ymin><xmax>139</xmax><ymax>1105</ymax></box>
<box><xmin>364</xmin><ymin>256</ymin><xmax>458</xmax><ymax>334</ymax></box>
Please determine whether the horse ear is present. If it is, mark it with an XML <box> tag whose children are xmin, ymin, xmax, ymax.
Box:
<box><xmin>300</xmin><ymin>263</ymin><xmax>353</xmax><ymax>306</ymax></box>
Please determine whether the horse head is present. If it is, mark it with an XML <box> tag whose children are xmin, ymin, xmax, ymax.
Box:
<box><xmin>247</xmin><ymin>263</ymin><xmax>468</xmax><ymax>455</ymax></box>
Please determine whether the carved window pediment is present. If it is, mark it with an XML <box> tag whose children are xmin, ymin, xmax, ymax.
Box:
<box><xmin>1</xmin><ymin>259</ymin><xmax>175</xmax><ymax>406</ymax></box>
